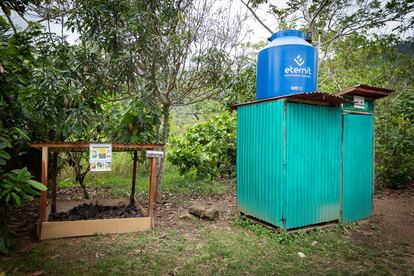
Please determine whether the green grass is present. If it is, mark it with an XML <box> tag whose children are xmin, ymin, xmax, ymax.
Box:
<box><xmin>58</xmin><ymin>152</ymin><xmax>229</xmax><ymax>198</ymax></box>
<box><xmin>2</xmin><ymin>220</ymin><xmax>412</xmax><ymax>275</ymax></box>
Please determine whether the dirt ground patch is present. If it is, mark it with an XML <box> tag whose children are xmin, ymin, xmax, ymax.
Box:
<box><xmin>153</xmin><ymin>191</ymin><xmax>237</xmax><ymax>229</ymax></box>
<box><xmin>352</xmin><ymin>193</ymin><xmax>414</xmax><ymax>266</ymax></box>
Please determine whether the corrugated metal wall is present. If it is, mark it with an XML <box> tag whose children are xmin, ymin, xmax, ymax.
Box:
<box><xmin>342</xmin><ymin>114</ymin><xmax>374</xmax><ymax>223</ymax></box>
<box><xmin>284</xmin><ymin>102</ymin><xmax>342</xmax><ymax>229</ymax></box>
<box><xmin>237</xmin><ymin>100</ymin><xmax>284</xmax><ymax>227</ymax></box>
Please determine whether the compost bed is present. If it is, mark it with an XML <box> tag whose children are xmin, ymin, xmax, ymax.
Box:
<box><xmin>49</xmin><ymin>203</ymin><xmax>143</xmax><ymax>221</ymax></box>
<box><xmin>39</xmin><ymin>198</ymin><xmax>152</xmax><ymax>240</ymax></box>
<box><xmin>30</xmin><ymin>142</ymin><xmax>161</xmax><ymax>240</ymax></box>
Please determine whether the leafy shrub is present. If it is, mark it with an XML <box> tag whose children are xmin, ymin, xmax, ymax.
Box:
<box><xmin>0</xmin><ymin>167</ymin><xmax>46</xmax><ymax>254</ymax></box>
<box><xmin>0</xmin><ymin>136</ymin><xmax>46</xmax><ymax>254</ymax></box>
<box><xmin>375</xmin><ymin>91</ymin><xmax>414</xmax><ymax>189</ymax></box>
<box><xmin>168</xmin><ymin>113</ymin><xmax>236</xmax><ymax>179</ymax></box>
<box><xmin>1</xmin><ymin>168</ymin><xmax>47</xmax><ymax>207</ymax></box>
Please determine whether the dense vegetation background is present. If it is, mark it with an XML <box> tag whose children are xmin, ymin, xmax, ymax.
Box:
<box><xmin>1</xmin><ymin>0</ymin><xmax>413</xmax><ymax>253</ymax></box>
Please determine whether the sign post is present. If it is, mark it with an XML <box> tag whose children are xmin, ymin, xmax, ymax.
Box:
<box><xmin>145</xmin><ymin>150</ymin><xmax>164</xmax><ymax>227</ymax></box>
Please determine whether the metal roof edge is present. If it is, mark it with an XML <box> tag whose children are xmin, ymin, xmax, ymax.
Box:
<box><xmin>233</xmin><ymin>92</ymin><xmax>350</xmax><ymax>109</ymax></box>
<box><xmin>335</xmin><ymin>84</ymin><xmax>395</xmax><ymax>99</ymax></box>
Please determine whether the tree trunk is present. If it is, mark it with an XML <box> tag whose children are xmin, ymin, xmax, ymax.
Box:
<box><xmin>130</xmin><ymin>151</ymin><xmax>138</xmax><ymax>205</ymax></box>
<box><xmin>70</xmin><ymin>152</ymin><xmax>90</xmax><ymax>200</ymax></box>
<box><xmin>155</xmin><ymin>105</ymin><xmax>170</xmax><ymax>202</ymax></box>
<box><xmin>78</xmin><ymin>175</ymin><xmax>89</xmax><ymax>200</ymax></box>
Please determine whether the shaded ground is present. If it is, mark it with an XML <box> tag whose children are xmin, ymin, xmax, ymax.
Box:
<box><xmin>351</xmin><ymin>195</ymin><xmax>414</xmax><ymax>267</ymax></box>
<box><xmin>1</xmin><ymin>185</ymin><xmax>414</xmax><ymax>275</ymax></box>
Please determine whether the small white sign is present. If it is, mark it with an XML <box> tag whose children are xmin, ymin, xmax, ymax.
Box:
<box><xmin>89</xmin><ymin>143</ymin><xmax>112</xmax><ymax>172</ymax></box>
<box><xmin>146</xmin><ymin>150</ymin><xmax>164</xmax><ymax>158</ymax></box>
<box><xmin>353</xmin><ymin>96</ymin><xmax>365</xmax><ymax>109</ymax></box>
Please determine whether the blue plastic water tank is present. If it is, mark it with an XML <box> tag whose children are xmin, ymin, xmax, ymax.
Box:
<box><xmin>256</xmin><ymin>29</ymin><xmax>318</xmax><ymax>100</ymax></box>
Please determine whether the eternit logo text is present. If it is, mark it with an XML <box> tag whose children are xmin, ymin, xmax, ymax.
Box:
<box><xmin>284</xmin><ymin>54</ymin><xmax>312</xmax><ymax>76</ymax></box>
<box><xmin>284</xmin><ymin>66</ymin><xmax>312</xmax><ymax>75</ymax></box>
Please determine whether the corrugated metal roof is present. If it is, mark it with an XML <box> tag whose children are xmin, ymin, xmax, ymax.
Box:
<box><xmin>234</xmin><ymin>92</ymin><xmax>350</xmax><ymax>109</ymax></box>
<box><xmin>335</xmin><ymin>84</ymin><xmax>394</xmax><ymax>99</ymax></box>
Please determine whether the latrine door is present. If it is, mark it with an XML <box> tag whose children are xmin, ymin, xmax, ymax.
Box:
<box><xmin>342</xmin><ymin>114</ymin><xmax>374</xmax><ymax>223</ymax></box>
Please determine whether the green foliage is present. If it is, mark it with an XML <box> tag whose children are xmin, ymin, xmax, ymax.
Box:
<box><xmin>0</xmin><ymin>168</ymin><xmax>46</xmax><ymax>208</ymax></box>
<box><xmin>106</xmin><ymin>100</ymin><xmax>161</xmax><ymax>144</ymax></box>
<box><xmin>0</xmin><ymin>132</ymin><xmax>46</xmax><ymax>254</ymax></box>
<box><xmin>168</xmin><ymin>113</ymin><xmax>236</xmax><ymax>178</ymax></box>
<box><xmin>0</xmin><ymin>17</ymin><xmax>39</xmax><ymax>167</ymax></box>
<box><xmin>0</xmin><ymin>136</ymin><xmax>11</xmax><ymax>170</ymax></box>
<box><xmin>0</xmin><ymin>127</ymin><xmax>46</xmax><ymax>254</ymax></box>
<box><xmin>223</xmin><ymin>60</ymin><xmax>256</xmax><ymax>108</ymax></box>
<box><xmin>376</xmin><ymin>91</ymin><xmax>414</xmax><ymax>188</ymax></box>
<box><xmin>0</xmin><ymin>165</ymin><xmax>46</xmax><ymax>254</ymax></box>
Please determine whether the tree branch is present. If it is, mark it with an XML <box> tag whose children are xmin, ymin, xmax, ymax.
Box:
<box><xmin>1</xmin><ymin>6</ymin><xmax>17</xmax><ymax>34</ymax></box>
<box><xmin>309</xmin><ymin>0</ymin><xmax>331</xmax><ymax>30</ymax></box>
<box><xmin>240</xmin><ymin>0</ymin><xmax>273</xmax><ymax>34</ymax></box>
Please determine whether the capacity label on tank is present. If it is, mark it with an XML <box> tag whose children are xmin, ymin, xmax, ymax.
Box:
<box><xmin>290</xmin><ymin>86</ymin><xmax>304</xmax><ymax>91</ymax></box>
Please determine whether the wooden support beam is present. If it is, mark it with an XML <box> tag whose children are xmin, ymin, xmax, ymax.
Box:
<box><xmin>51</xmin><ymin>152</ymin><xmax>58</xmax><ymax>213</ymax></box>
<box><xmin>39</xmin><ymin>147</ymin><xmax>49</xmax><ymax>227</ymax></box>
<box><xmin>130</xmin><ymin>151</ymin><xmax>138</xmax><ymax>205</ymax></box>
<box><xmin>30</xmin><ymin>142</ymin><xmax>163</xmax><ymax>151</ymax></box>
<box><xmin>148</xmin><ymin>157</ymin><xmax>156</xmax><ymax>226</ymax></box>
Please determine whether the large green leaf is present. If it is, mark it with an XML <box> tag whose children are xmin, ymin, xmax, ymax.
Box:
<box><xmin>0</xmin><ymin>150</ymin><xmax>11</xmax><ymax>160</ymax></box>
<box><xmin>28</xmin><ymin>180</ymin><xmax>47</xmax><ymax>191</ymax></box>
<box><xmin>0</xmin><ymin>142</ymin><xmax>8</xmax><ymax>150</ymax></box>
<box><xmin>11</xmin><ymin>192</ymin><xmax>21</xmax><ymax>205</ymax></box>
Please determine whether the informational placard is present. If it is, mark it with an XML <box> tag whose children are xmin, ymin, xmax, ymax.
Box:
<box><xmin>89</xmin><ymin>143</ymin><xmax>112</xmax><ymax>172</ymax></box>
<box><xmin>353</xmin><ymin>96</ymin><xmax>365</xmax><ymax>109</ymax></box>
<box><xmin>145</xmin><ymin>150</ymin><xmax>165</xmax><ymax>158</ymax></box>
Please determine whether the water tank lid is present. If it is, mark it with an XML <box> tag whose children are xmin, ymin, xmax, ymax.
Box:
<box><xmin>269</xmin><ymin>29</ymin><xmax>304</xmax><ymax>41</ymax></box>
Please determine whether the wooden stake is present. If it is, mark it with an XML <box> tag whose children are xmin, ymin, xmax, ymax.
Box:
<box><xmin>51</xmin><ymin>152</ymin><xmax>58</xmax><ymax>213</ymax></box>
<box><xmin>39</xmin><ymin>147</ymin><xmax>49</xmax><ymax>225</ymax></box>
<box><xmin>148</xmin><ymin>157</ymin><xmax>156</xmax><ymax>226</ymax></box>
<box><xmin>130</xmin><ymin>151</ymin><xmax>138</xmax><ymax>205</ymax></box>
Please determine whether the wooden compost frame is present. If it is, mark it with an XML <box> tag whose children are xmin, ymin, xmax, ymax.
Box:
<box><xmin>30</xmin><ymin>142</ymin><xmax>163</xmax><ymax>240</ymax></box>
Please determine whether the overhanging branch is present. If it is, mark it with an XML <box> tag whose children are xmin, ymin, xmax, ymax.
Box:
<box><xmin>240</xmin><ymin>0</ymin><xmax>273</xmax><ymax>34</ymax></box>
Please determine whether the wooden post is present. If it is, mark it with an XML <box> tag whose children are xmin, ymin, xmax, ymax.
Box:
<box><xmin>130</xmin><ymin>151</ymin><xmax>138</xmax><ymax>205</ymax></box>
<box><xmin>148</xmin><ymin>157</ymin><xmax>156</xmax><ymax>226</ymax></box>
<box><xmin>51</xmin><ymin>152</ymin><xmax>58</xmax><ymax>213</ymax></box>
<box><xmin>39</xmin><ymin>147</ymin><xmax>49</xmax><ymax>228</ymax></box>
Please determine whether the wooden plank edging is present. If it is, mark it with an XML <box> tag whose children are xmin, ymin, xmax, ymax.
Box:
<box><xmin>40</xmin><ymin>217</ymin><xmax>151</xmax><ymax>240</ymax></box>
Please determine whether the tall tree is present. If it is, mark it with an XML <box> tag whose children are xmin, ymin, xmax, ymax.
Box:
<box><xmin>67</xmin><ymin>0</ymin><xmax>245</xmax><ymax>201</ymax></box>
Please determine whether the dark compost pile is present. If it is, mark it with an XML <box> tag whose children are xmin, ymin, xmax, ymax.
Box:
<box><xmin>48</xmin><ymin>203</ymin><xmax>143</xmax><ymax>221</ymax></box>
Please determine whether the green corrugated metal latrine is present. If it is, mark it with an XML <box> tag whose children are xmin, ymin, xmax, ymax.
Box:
<box><xmin>237</xmin><ymin>88</ymin><xmax>392</xmax><ymax>230</ymax></box>
<box><xmin>237</xmin><ymin>99</ymin><xmax>342</xmax><ymax>229</ymax></box>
